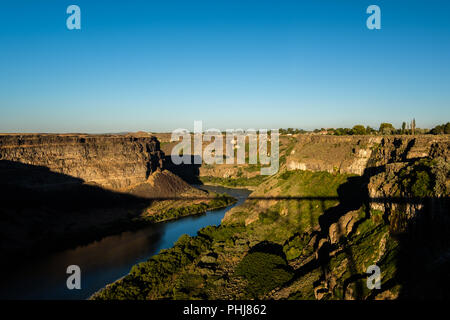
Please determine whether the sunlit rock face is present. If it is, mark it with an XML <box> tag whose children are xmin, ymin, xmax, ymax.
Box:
<box><xmin>0</xmin><ymin>134</ymin><xmax>165</xmax><ymax>190</ymax></box>
<box><xmin>285</xmin><ymin>135</ymin><xmax>449</xmax><ymax>175</ymax></box>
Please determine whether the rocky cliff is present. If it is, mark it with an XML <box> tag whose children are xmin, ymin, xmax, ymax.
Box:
<box><xmin>156</xmin><ymin>133</ymin><xmax>449</xmax><ymax>182</ymax></box>
<box><xmin>285</xmin><ymin>135</ymin><xmax>449</xmax><ymax>175</ymax></box>
<box><xmin>0</xmin><ymin>134</ymin><xmax>165</xmax><ymax>190</ymax></box>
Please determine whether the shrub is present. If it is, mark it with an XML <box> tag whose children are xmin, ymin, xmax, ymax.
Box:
<box><xmin>235</xmin><ymin>251</ymin><xmax>293</xmax><ymax>298</ymax></box>
<box><xmin>379</xmin><ymin>123</ymin><xmax>395</xmax><ymax>135</ymax></box>
<box><xmin>398</xmin><ymin>159</ymin><xmax>436</xmax><ymax>197</ymax></box>
<box><xmin>259</xmin><ymin>210</ymin><xmax>279</xmax><ymax>224</ymax></box>
<box><xmin>352</xmin><ymin>125</ymin><xmax>366</xmax><ymax>135</ymax></box>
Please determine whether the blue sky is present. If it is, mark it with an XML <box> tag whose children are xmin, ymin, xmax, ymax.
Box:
<box><xmin>0</xmin><ymin>0</ymin><xmax>449</xmax><ymax>133</ymax></box>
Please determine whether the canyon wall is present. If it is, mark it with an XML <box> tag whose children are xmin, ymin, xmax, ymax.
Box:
<box><xmin>285</xmin><ymin>135</ymin><xmax>449</xmax><ymax>175</ymax></box>
<box><xmin>156</xmin><ymin>133</ymin><xmax>449</xmax><ymax>184</ymax></box>
<box><xmin>0</xmin><ymin>134</ymin><xmax>165</xmax><ymax>190</ymax></box>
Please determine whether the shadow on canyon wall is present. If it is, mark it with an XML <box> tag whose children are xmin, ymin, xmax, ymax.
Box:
<box><xmin>163</xmin><ymin>155</ymin><xmax>202</xmax><ymax>184</ymax></box>
<box><xmin>0</xmin><ymin>160</ymin><xmax>157</xmax><ymax>269</ymax></box>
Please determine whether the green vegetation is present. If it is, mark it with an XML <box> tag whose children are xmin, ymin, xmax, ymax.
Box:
<box><xmin>352</xmin><ymin>125</ymin><xmax>366</xmax><ymax>135</ymax></box>
<box><xmin>92</xmin><ymin>223</ymin><xmax>248</xmax><ymax>300</ymax></box>
<box><xmin>235</xmin><ymin>250</ymin><xmax>294</xmax><ymax>298</ymax></box>
<box><xmin>275</xmin><ymin>169</ymin><xmax>352</xmax><ymax>197</ymax></box>
<box><xmin>279</xmin><ymin>137</ymin><xmax>296</xmax><ymax>165</ymax></box>
<box><xmin>430</xmin><ymin>122</ymin><xmax>450</xmax><ymax>134</ymax></box>
<box><xmin>379</xmin><ymin>123</ymin><xmax>395</xmax><ymax>135</ymax></box>
<box><xmin>398</xmin><ymin>158</ymin><xmax>436</xmax><ymax>198</ymax></box>
<box><xmin>142</xmin><ymin>194</ymin><xmax>236</xmax><ymax>223</ymax></box>
<box><xmin>278</xmin><ymin>121</ymin><xmax>450</xmax><ymax>136</ymax></box>
<box><xmin>281</xmin><ymin>120</ymin><xmax>442</xmax><ymax>135</ymax></box>
<box><xmin>198</xmin><ymin>224</ymin><xmax>246</xmax><ymax>242</ymax></box>
<box><xmin>92</xmin><ymin>232</ymin><xmax>213</xmax><ymax>300</ymax></box>
<box><xmin>278</xmin><ymin>128</ymin><xmax>306</xmax><ymax>134</ymax></box>
<box><xmin>283</xmin><ymin>232</ymin><xmax>314</xmax><ymax>261</ymax></box>
<box><xmin>243</xmin><ymin>164</ymin><xmax>261</xmax><ymax>173</ymax></box>
<box><xmin>389</xmin><ymin>157</ymin><xmax>449</xmax><ymax>233</ymax></box>
<box><xmin>327</xmin><ymin>217</ymin><xmax>398</xmax><ymax>300</ymax></box>
<box><xmin>199</xmin><ymin>175</ymin><xmax>267</xmax><ymax>187</ymax></box>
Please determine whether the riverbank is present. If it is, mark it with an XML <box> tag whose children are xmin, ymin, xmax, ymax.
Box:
<box><xmin>140</xmin><ymin>193</ymin><xmax>236</xmax><ymax>223</ymax></box>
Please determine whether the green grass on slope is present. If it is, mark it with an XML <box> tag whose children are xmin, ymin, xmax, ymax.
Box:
<box><xmin>236</xmin><ymin>251</ymin><xmax>294</xmax><ymax>298</ymax></box>
<box><xmin>199</xmin><ymin>175</ymin><xmax>267</xmax><ymax>187</ymax></box>
<box><xmin>223</xmin><ymin>170</ymin><xmax>354</xmax><ymax>244</ymax></box>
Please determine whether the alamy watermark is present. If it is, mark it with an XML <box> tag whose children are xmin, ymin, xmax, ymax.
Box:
<box><xmin>366</xmin><ymin>265</ymin><xmax>381</xmax><ymax>290</ymax></box>
<box><xmin>65</xmin><ymin>5</ymin><xmax>381</xmax><ymax>31</ymax></box>
<box><xmin>66</xmin><ymin>5</ymin><xmax>81</xmax><ymax>30</ymax></box>
<box><xmin>170</xmin><ymin>121</ymin><xmax>279</xmax><ymax>175</ymax></box>
<box><xmin>66</xmin><ymin>265</ymin><xmax>81</xmax><ymax>290</ymax></box>
<box><xmin>366</xmin><ymin>5</ymin><xmax>381</xmax><ymax>30</ymax></box>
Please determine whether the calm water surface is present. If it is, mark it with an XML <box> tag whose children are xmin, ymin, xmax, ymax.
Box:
<box><xmin>0</xmin><ymin>185</ymin><xmax>250</xmax><ymax>299</ymax></box>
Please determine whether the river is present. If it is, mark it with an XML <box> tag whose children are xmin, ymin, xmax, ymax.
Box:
<box><xmin>0</xmin><ymin>185</ymin><xmax>251</xmax><ymax>300</ymax></box>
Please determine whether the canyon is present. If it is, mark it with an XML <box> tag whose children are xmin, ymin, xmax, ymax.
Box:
<box><xmin>1</xmin><ymin>132</ymin><xmax>449</xmax><ymax>300</ymax></box>
<box><xmin>95</xmin><ymin>133</ymin><xmax>449</xmax><ymax>300</ymax></box>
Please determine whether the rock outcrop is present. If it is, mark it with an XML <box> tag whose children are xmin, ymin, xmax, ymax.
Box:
<box><xmin>0</xmin><ymin>134</ymin><xmax>164</xmax><ymax>190</ymax></box>
<box><xmin>286</xmin><ymin>135</ymin><xmax>449</xmax><ymax>175</ymax></box>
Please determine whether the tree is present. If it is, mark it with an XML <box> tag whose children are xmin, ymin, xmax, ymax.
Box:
<box><xmin>402</xmin><ymin>122</ymin><xmax>406</xmax><ymax>134</ymax></box>
<box><xmin>430</xmin><ymin>125</ymin><xmax>443</xmax><ymax>134</ymax></box>
<box><xmin>352</xmin><ymin>125</ymin><xmax>366</xmax><ymax>135</ymax></box>
<box><xmin>366</xmin><ymin>126</ymin><xmax>376</xmax><ymax>135</ymax></box>
<box><xmin>379</xmin><ymin>123</ymin><xmax>395</xmax><ymax>135</ymax></box>
<box><xmin>430</xmin><ymin>122</ymin><xmax>450</xmax><ymax>135</ymax></box>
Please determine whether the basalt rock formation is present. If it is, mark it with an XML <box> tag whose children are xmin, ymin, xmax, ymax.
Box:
<box><xmin>0</xmin><ymin>134</ymin><xmax>165</xmax><ymax>190</ymax></box>
<box><xmin>285</xmin><ymin>135</ymin><xmax>449</xmax><ymax>175</ymax></box>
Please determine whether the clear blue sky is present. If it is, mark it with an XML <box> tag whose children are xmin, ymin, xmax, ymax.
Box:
<box><xmin>0</xmin><ymin>0</ymin><xmax>449</xmax><ymax>133</ymax></box>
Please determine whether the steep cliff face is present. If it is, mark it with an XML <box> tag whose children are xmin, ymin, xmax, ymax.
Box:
<box><xmin>0</xmin><ymin>134</ymin><xmax>164</xmax><ymax>190</ymax></box>
<box><xmin>369</xmin><ymin>135</ymin><xmax>449</xmax><ymax>165</ymax></box>
<box><xmin>285</xmin><ymin>135</ymin><xmax>449</xmax><ymax>175</ymax></box>
<box><xmin>367</xmin><ymin>139</ymin><xmax>449</xmax><ymax>233</ymax></box>
<box><xmin>285</xmin><ymin>135</ymin><xmax>380</xmax><ymax>175</ymax></box>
